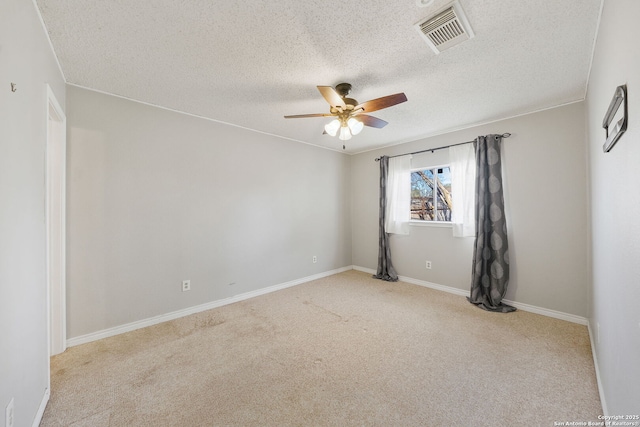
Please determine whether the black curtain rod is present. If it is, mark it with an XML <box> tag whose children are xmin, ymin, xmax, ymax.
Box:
<box><xmin>374</xmin><ymin>133</ymin><xmax>511</xmax><ymax>161</ymax></box>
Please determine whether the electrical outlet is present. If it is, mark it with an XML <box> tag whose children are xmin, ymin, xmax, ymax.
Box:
<box><xmin>312</xmin><ymin>256</ymin><xmax>317</xmax><ymax>264</ymax></box>
<box><xmin>6</xmin><ymin>397</ymin><xmax>14</xmax><ymax>427</ymax></box>
<box><xmin>426</xmin><ymin>261</ymin><xmax>432</xmax><ymax>269</ymax></box>
<box><xmin>182</xmin><ymin>280</ymin><xmax>191</xmax><ymax>292</ymax></box>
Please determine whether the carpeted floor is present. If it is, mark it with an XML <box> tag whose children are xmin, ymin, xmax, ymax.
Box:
<box><xmin>41</xmin><ymin>270</ymin><xmax>602</xmax><ymax>426</ymax></box>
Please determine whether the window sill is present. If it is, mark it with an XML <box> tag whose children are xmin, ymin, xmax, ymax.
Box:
<box><xmin>409</xmin><ymin>221</ymin><xmax>453</xmax><ymax>228</ymax></box>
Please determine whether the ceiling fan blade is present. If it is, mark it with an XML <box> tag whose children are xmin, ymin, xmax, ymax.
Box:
<box><xmin>317</xmin><ymin>86</ymin><xmax>346</xmax><ymax>108</ymax></box>
<box><xmin>356</xmin><ymin>93</ymin><xmax>407</xmax><ymax>113</ymax></box>
<box><xmin>284</xmin><ymin>113</ymin><xmax>333</xmax><ymax>119</ymax></box>
<box><xmin>358</xmin><ymin>114</ymin><xmax>388</xmax><ymax>129</ymax></box>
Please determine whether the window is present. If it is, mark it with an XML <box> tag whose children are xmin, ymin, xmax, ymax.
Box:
<box><xmin>410</xmin><ymin>166</ymin><xmax>452</xmax><ymax>222</ymax></box>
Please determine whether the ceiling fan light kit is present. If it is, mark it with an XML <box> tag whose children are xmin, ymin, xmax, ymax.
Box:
<box><xmin>285</xmin><ymin>83</ymin><xmax>407</xmax><ymax>149</ymax></box>
<box><xmin>339</xmin><ymin>126</ymin><xmax>351</xmax><ymax>141</ymax></box>
<box><xmin>324</xmin><ymin>119</ymin><xmax>341</xmax><ymax>137</ymax></box>
<box><xmin>324</xmin><ymin>117</ymin><xmax>364</xmax><ymax>140</ymax></box>
<box><xmin>348</xmin><ymin>117</ymin><xmax>364</xmax><ymax>135</ymax></box>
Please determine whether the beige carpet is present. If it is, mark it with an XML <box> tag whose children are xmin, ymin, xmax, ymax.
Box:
<box><xmin>41</xmin><ymin>270</ymin><xmax>602</xmax><ymax>426</ymax></box>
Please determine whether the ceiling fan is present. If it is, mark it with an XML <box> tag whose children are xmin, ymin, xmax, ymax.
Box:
<box><xmin>284</xmin><ymin>83</ymin><xmax>407</xmax><ymax>148</ymax></box>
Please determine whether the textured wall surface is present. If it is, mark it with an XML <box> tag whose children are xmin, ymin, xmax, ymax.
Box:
<box><xmin>66</xmin><ymin>86</ymin><xmax>352</xmax><ymax>338</ymax></box>
<box><xmin>0</xmin><ymin>1</ymin><xmax>66</xmax><ymax>426</ymax></box>
<box><xmin>351</xmin><ymin>102</ymin><xmax>590</xmax><ymax>317</ymax></box>
<box><xmin>586</xmin><ymin>0</ymin><xmax>640</xmax><ymax>414</ymax></box>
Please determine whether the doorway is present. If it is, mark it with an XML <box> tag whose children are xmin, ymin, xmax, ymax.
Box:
<box><xmin>46</xmin><ymin>85</ymin><xmax>66</xmax><ymax>356</ymax></box>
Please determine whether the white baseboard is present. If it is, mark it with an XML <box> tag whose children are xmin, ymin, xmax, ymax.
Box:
<box><xmin>587</xmin><ymin>321</ymin><xmax>608</xmax><ymax>415</ymax></box>
<box><xmin>32</xmin><ymin>387</ymin><xmax>50</xmax><ymax>427</ymax></box>
<box><xmin>502</xmin><ymin>298</ymin><xmax>587</xmax><ymax>325</ymax></box>
<box><xmin>399</xmin><ymin>274</ymin><xmax>470</xmax><ymax>297</ymax></box>
<box><xmin>67</xmin><ymin>266</ymin><xmax>353</xmax><ymax>347</ymax></box>
<box><xmin>67</xmin><ymin>265</ymin><xmax>589</xmax><ymax>347</ymax></box>
<box><xmin>352</xmin><ymin>265</ymin><xmax>588</xmax><ymax>325</ymax></box>
<box><xmin>352</xmin><ymin>265</ymin><xmax>377</xmax><ymax>275</ymax></box>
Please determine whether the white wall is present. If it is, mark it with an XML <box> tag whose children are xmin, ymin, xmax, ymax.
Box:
<box><xmin>66</xmin><ymin>85</ymin><xmax>352</xmax><ymax>338</ymax></box>
<box><xmin>0</xmin><ymin>1</ymin><xmax>66</xmax><ymax>426</ymax></box>
<box><xmin>351</xmin><ymin>102</ymin><xmax>589</xmax><ymax>317</ymax></box>
<box><xmin>586</xmin><ymin>0</ymin><xmax>640</xmax><ymax>414</ymax></box>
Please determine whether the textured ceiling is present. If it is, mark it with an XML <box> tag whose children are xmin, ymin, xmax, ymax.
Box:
<box><xmin>36</xmin><ymin>0</ymin><xmax>602</xmax><ymax>154</ymax></box>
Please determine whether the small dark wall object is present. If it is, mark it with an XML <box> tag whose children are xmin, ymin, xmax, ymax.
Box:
<box><xmin>602</xmin><ymin>84</ymin><xmax>627</xmax><ymax>152</ymax></box>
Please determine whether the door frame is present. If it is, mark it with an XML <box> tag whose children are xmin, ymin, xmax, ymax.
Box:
<box><xmin>46</xmin><ymin>84</ymin><xmax>67</xmax><ymax>357</ymax></box>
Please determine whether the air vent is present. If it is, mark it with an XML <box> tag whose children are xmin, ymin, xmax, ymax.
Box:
<box><xmin>415</xmin><ymin>1</ymin><xmax>474</xmax><ymax>54</ymax></box>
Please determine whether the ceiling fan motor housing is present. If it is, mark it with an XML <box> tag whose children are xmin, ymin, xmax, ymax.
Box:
<box><xmin>343</xmin><ymin>98</ymin><xmax>358</xmax><ymax>106</ymax></box>
<box><xmin>335</xmin><ymin>82</ymin><xmax>352</xmax><ymax>97</ymax></box>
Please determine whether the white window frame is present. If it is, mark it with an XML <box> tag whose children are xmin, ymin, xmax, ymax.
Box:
<box><xmin>409</xmin><ymin>164</ymin><xmax>453</xmax><ymax>227</ymax></box>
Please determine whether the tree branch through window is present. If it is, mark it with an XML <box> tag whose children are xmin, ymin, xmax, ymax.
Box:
<box><xmin>411</xmin><ymin>167</ymin><xmax>452</xmax><ymax>222</ymax></box>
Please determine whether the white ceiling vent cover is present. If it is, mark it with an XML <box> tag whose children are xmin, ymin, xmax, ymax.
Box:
<box><xmin>415</xmin><ymin>1</ymin><xmax>475</xmax><ymax>54</ymax></box>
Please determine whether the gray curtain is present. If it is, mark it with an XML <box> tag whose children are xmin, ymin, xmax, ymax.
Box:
<box><xmin>374</xmin><ymin>156</ymin><xmax>398</xmax><ymax>282</ymax></box>
<box><xmin>468</xmin><ymin>135</ymin><xmax>516</xmax><ymax>313</ymax></box>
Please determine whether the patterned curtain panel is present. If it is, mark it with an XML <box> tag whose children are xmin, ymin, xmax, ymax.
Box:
<box><xmin>374</xmin><ymin>156</ymin><xmax>399</xmax><ymax>282</ymax></box>
<box><xmin>468</xmin><ymin>135</ymin><xmax>516</xmax><ymax>313</ymax></box>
